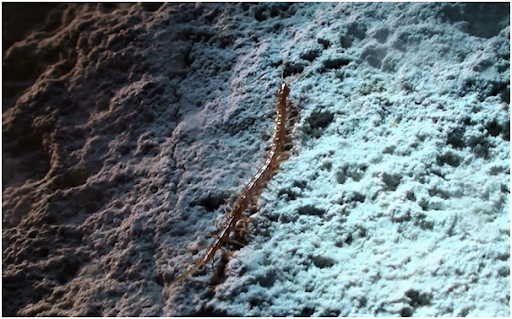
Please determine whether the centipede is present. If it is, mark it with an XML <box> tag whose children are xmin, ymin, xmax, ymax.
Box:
<box><xmin>169</xmin><ymin>66</ymin><xmax>303</xmax><ymax>286</ymax></box>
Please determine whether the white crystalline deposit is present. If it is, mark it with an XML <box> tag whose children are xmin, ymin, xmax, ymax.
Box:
<box><xmin>2</xmin><ymin>2</ymin><xmax>509</xmax><ymax>317</ymax></box>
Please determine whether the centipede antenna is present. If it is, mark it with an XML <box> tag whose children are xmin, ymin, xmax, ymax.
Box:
<box><xmin>285</xmin><ymin>70</ymin><xmax>304</xmax><ymax>85</ymax></box>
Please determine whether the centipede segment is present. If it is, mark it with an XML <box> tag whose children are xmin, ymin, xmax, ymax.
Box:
<box><xmin>169</xmin><ymin>70</ymin><xmax>302</xmax><ymax>286</ymax></box>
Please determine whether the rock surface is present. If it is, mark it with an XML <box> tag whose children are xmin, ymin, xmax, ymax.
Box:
<box><xmin>2</xmin><ymin>3</ymin><xmax>509</xmax><ymax>316</ymax></box>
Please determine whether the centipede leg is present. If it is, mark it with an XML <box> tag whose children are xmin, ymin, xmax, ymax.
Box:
<box><xmin>227</xmin><ymin>237</ymin><xmax>246</xmax><ymax>247</ymax></box>
<box><xmin>278</xmin><ymin>152</ymin><xmax>291</xmax><ymax>162</ymax></box>
<box><xmin>234</xmin><ymin>215</ymin><xmax>252</xmax><ymax>240</ymax></box>
<box><xmin>264</xmin><ymin>127</ymin><xmax>273</xmax><ymax>137</ymax></box>
<box><xmin>244</xmin><ymin>162</ymin><xmax>260</xmax><ymax>172</ymax></box>
<box><xmin>211</xmin><ymin>259</ymin><xmax>222</xmax><ymax>284</ymax></box>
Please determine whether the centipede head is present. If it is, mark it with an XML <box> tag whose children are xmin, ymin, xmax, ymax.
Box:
<box><xmin>279</xmin><ymin>82</ymin><xmax>291</xmax><ymax>97</ymax></box>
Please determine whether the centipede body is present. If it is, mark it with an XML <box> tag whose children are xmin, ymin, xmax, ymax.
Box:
<box><xmin>169</xmin><ymin>71</ymin><xmax>300</xmax><ymax>286</ymax></box>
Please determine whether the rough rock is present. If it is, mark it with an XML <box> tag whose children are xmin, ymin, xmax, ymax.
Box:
<box><xmin>2</xmin><ymin>3</ymin><xmax>509</xmax><ymax>316</ymax></box>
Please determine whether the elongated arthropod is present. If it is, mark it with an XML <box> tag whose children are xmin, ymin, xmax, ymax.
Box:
<box><xmin>170</xmin><ymin>68</ymin><xmax>302</xmax><ymax>286</ymax></box>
